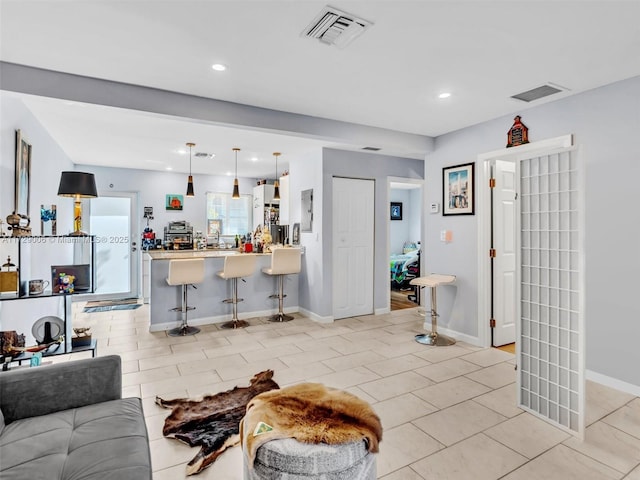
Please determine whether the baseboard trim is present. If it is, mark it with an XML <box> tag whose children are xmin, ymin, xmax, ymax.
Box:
<box><xmin>298</xmin><ymin>307</ymin><xmax>333</xmax><ymax>324</ymax></box>
<box><xmin>149</xmin><ymin>306</ymin><xmax>301</xmax><ymax>332</ymax></box>
<box><xmin>586</xmin><ymin>370</ymin><xmax>640</xmax><ymax>397</ymax></box>
<box><xmin>423</xmin><ymin>323</ymin><xmax>483</xmax><ymax>347</ymax></box>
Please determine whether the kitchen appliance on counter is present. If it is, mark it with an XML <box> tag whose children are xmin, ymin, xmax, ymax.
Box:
<box><xmin>164</xmin><ymin>221</ymin><xmax>193</xmax><ymax>250</ymax></box>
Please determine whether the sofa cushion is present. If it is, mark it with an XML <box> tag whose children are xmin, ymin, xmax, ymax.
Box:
<box><xmin>0</xmin><ymin>397</ymin><xmax>151</xmax><ymax>480</ymax></box>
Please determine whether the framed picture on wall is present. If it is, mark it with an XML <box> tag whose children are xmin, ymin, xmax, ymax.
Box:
<box><xmin>166</xmin><ymin>194</ymin><xmax>184</xmax><ymax>211</ymax></box>
<box><xmin>390</xmin><ymin>202</ymin><xmax>403</xmax><ymax>220</ymax></box>
<box><xmin>15</xmin><ymin>129</ymin><xmax>32</xmax><ymax>216</ymax></box>
<box><xmin>443</xmin><ymin>162</ymin><xmax>474</xmax><ymax>215</ymax></box>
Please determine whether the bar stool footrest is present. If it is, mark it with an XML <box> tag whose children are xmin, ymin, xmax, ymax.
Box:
<box><xmin>169</xmin><ymin>306</ymin><xmax>196</xmax><ymax>312</ymax></box>
<box><xmin>222</xmin><ymin>298</ymin><xmax>244</xmax><ymax>304</ymax></box>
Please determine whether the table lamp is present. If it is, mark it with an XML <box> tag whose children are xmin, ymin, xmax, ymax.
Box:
<box><xmin>57</xmin><ymin>171</ymin><xmax>98</xmax><ymax>236</ymax></box>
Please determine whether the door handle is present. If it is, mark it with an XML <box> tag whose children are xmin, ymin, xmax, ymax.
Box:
<box><xmin>132</xmin><ymin>247</ymin><xmax>137</xmax><ymax>252</ymax></box>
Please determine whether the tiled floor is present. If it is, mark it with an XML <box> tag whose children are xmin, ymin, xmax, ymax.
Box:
<box><xmin>63</xmin><ymin>302</ymin><xmax>640</xmax><ymax>480</ymax></box>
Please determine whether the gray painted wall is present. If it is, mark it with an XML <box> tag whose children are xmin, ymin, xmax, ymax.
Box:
<box><xmin>424</xmin><ymin>75</ymin><xmax>640</xmax><ymax>387</ymax></box>
<box><xmin>322</xmin><ymin>148</ymin><xmax>424</xmax><ymax>317</ymax></box>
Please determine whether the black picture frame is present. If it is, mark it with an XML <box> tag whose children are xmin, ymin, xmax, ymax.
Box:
<box><xmin>443</xmin><ymin>162</ymin><xmax>475</xmax><ymax>216</ymax></box>
<box><xmin>390</xmin><ymin>202</ymin><xmax>403</xmax><ymax>220</ymax></box>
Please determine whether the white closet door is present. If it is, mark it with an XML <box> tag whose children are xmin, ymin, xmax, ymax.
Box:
<box><xmin>518</xmin><ymin>150</ymin><xmax>584</xmax><ymax>436</ymax></box>
<box><xmin>332</xmin><ymin>177</ymin><xmax>374</xmax><ymax>319</ymax></box>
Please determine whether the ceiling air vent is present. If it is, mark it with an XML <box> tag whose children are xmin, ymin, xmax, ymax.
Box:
<box><xmin>362</xmin><ymin>146</ymin><xmax>381</xmax><ymax>151</ymax></box>
<box><xmin>511</xmin><ymin>84</ymin><xmax>564</xmax><ymax>102</ymax></box>
<box><xmin>195</xmin><ymin>152</ymin><xmax>214</xmax><ymax>158</ymax></box>
<box><xmin>302</xmin><ymin>6</ymin><xmax>372</xmax><ymax>48</ymax></box>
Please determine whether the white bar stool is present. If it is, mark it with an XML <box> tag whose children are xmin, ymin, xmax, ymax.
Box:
<box><xmin>410</xmin><ymin>274</ymin><xmax>456</xmax><ymax>346</ymax></box>
<box><xmin>166</xmin><ymin>258</ymin><xmax>205</xmax><ymax>337</ymax></box>
<box><xmin>217</xmin><ymin>254</ymin><xmax>257</xmax><ymax>329</ymax></box>
<box><xmin>262</xmin><ymin>247</ymin><xmax>301</xmax><ymax>322</ymax></box>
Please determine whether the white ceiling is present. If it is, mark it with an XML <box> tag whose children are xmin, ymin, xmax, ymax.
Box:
<box><xmin>1</xmin><ymin>1</ymin><xmax>639</xmax><ymax>177</ymax></box>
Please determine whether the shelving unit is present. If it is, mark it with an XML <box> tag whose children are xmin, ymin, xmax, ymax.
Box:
<box><xmin>0</xmin><ymin>235</ymin><xmax>98</xmax><ymax>370</ymax></box>
<box><xmin>0</xmin><ymin>235</ymin><xmax>95</xmax><ymax>296</ymax></box>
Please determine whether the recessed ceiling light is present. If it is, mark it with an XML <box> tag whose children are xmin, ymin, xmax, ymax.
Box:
<box><xmin>251</xmin><ymin>157</ymin><xmax>258</xmax><ymax>162</ymax></box>
<box><xmin>211</xmin><ymin>63</ymin><xmax>227</xmax><ymax>71</ymax></box>
<box><xmin>226</xmin><ymin>171</ymin><xmax>232</xmax><ymax>176</ymax></box>
<box><xmin>438</xmin><ymin>92</ymin><xmax>451</xmax><ymax>99</ymax></box>
<box><xmin>166</xmin><ymin>167</ymin><xmax>173</xmax><ymax>171</ymax></box>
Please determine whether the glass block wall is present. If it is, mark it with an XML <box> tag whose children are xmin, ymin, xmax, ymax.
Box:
<box><xmin>519</xmin><ymin>150</ymin><xmax>582</xmax><ymax>434</ymax></box>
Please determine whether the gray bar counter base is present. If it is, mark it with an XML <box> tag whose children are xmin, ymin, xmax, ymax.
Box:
<box><xmin>147</xmin><ymin>251</ymin><xmax>300</xmax><ymax>332</ymax></box>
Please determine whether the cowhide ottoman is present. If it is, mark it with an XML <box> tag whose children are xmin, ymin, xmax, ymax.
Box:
<box><xmin>240</xmin><ymin>382</ymin><xmax>382</xmax><ymax>480</ymax></box>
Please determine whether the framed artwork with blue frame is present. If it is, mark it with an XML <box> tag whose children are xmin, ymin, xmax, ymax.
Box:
<box><xmin>390</xmin><ymin>202</ymin><xmax>403</xmax><ymax>220</ymax></box>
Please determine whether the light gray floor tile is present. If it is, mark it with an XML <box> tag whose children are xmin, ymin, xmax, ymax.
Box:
<box><xmin>411</xmin><ymin>433</ymin><xmax>527</xmax><ymax>480</ymax></box>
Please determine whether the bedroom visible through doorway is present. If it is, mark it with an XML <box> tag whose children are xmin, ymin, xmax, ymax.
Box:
<box><xmin>389</xmin><ymin>179</ymin><xmax>423</xmax><ymax>311</ymax></box>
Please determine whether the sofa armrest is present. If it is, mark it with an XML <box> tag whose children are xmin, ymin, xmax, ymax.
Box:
<box><xmin>0</xmin><ymin>355</ymin><xmax>122</xmax><ymax>424</ymax></box>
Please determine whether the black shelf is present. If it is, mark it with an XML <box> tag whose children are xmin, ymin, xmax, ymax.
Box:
<box><xmin>1</xmin><ymin>339</ymin><xmax>97</xmax><ymax>371</ymax></box>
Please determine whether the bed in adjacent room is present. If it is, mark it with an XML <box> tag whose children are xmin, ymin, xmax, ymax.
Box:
<box><xmin>390</xmin><ymin>243</ymin><xmax>420</xmax><ymax>289</ymax></box>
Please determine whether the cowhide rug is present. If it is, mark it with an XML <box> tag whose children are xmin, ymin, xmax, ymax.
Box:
<box><xmin>156</xmin><ymin>370</ymin><xmax>279</xmax><ymax>476</ymax></box>
<box><xmin>240</xmin><ymin>382</ymin><xmax>383</xmax><ymax>469</ymax></box>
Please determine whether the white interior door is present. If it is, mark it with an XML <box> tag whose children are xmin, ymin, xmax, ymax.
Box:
<box><xmin>89</xmin><ymin>192</ymin><xmax>138</xmax><ymax>298</ymax></box>
<box><xmin>332</xmin><ymin>177</ymin><xmax>374</xmax><ymax>319</ymax></box>
<box><xmin>492</xmin><ymin>159</ymin><xmax>517</xmax><ymax>346</ymax></box>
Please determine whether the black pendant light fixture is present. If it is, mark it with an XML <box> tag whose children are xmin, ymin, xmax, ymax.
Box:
<box><xmin>273</xmin><ymin>152</ymin><xmax>281</xmax><ymax>200</ymax></box>
<box><xmin>186</xmin><ymin>142</ymin><xmax>195</xmax><ymax>197</ymax></box>
<box><xmin>232</xmin><ymin>147</ymin><xmax>240</xmax><ymax>199</ymax></box>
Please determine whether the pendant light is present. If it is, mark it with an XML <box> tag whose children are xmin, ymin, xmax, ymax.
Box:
<box><xmin>273</xmin><ymin>152</ymin><xmax>281</xmax><ymax>200</ymax></box>
<box><xmin>186</xmin><ymin>142</ymin><xmax>195</xmax><ymax>197</ymax></box>
<box><xmin>232</xmin><ymin>147</ymin><xmax>240</xmax><ymax>199</ymax></box>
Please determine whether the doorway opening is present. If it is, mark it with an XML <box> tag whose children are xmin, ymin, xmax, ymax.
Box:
<box><xmin>388</xmin><ymin>178</ymin><xmax>423</xmax><ymax>311</ymax></box>
<box><xmin>89</xmin><ymin>192</ymin><xmax>138</xmax><ymax>300</ymax></box>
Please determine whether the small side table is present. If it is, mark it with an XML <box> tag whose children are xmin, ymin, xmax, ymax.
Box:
<box><xmin>410</xmin><ymin>274</ymin><xmax>456</xmax><ymax>346</ymax></box>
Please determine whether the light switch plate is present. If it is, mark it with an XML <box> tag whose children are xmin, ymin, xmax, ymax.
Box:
<box><xmin>430</xmin><ymin>202</ymin><xmax>440</xmax><ymax>213</ymax></box>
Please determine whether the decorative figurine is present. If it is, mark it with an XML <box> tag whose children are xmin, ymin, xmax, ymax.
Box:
<box><xmin>507</xmin><ymin>115</ymin><xmax>529</xmax><ymax>148</ymax></box>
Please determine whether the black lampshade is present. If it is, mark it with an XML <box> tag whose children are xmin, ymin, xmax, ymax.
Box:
<box><xmin>186</xmin><ymin>175</ymin><xmax>195</xmax><ymax>196</ymax></box>
<box><xmin>232</xmin><ymin>178</ymin><xmax>240</xmax><ymax>199</ymax></box>
<box><xmin>57</xmin><ymin>172</ymin><xmax>98</xmax><ymax>198</ymax></box>
<box><xmin>273</xmin><ymin>181</ymin><xmax>280</xmax><ymax>200</ymax></box>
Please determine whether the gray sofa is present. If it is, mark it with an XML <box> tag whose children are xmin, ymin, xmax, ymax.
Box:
<box><xmin>0</xmin><ymin>355</ymin><xmax>152</xmax><ymax>479</ymax></box>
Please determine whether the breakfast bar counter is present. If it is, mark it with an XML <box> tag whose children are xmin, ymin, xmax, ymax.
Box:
<box><xmin>146</xmin><ymin>250</ymin><xmax>299</xmax><ymax>332</ymax></box>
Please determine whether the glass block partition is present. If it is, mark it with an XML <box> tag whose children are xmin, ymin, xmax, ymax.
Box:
<box><xmin>519</xmin><ymin>150</ymin><xmax>583</xmax><ymax>435</ymax></box>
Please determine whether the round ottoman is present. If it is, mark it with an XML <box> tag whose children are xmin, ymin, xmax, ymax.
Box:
<box><xmin>243</xmin><ymin>437</ymin><xmax>376</xmax><ymax>480</ymax></box>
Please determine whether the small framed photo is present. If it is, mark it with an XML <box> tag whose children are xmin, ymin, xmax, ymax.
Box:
<box><xmin>166</xmin><ymin>194</ymin><xmax>184</xmax><ymax>211</ymax></box>
<box><xmin>443</xmin><ymin>162</ymin><xmax>474</xmax><ymax>216</ymax></box>
<box><xmin>390</xmin><ymin>202</ymin><xmax>403</xmax><ymax>220</ymax></box>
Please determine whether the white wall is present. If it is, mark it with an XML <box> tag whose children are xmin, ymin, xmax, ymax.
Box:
<box><xmin>287</xmin><ymin>148</ymin><xmax>324</xmax><ymax>317</ymax></box>
<box><xmin>0</xmin><ymin>93</ymin><xmax>77</xmax><ymax>284</ymax></box>
<box><xmin>76</xmin><ymin>164</ymin><xmax>259</xmax><ymax>243</ymax></box>
<box><xmin>1</xmin><ymin>93</ymin><xmax>75</xmax><ymax>233</ymax></box>
<box><xmin>424</xmin><ymin>75</ymin><xmax>640</xmax><ymax>388</ymax></box>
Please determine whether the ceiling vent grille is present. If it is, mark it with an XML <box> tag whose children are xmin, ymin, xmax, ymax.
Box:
<box><xmin>195</xmin><ymin>152</ymin><xmax>214</xmax><ymax>158</ymax></box>
<box><xmin>511</xmin><ymin>84</ymin><xmax>564</xmax><ymax>102</ymax></box>
<box><xmin>302</xmin><ymin>6</ymin><xmax>372</xmax><ymax>48</ymax></box>
<box><xmin>362</xmin><ymin>146</ymin><xmax>381</xmax><ymax>151</ymax></box>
